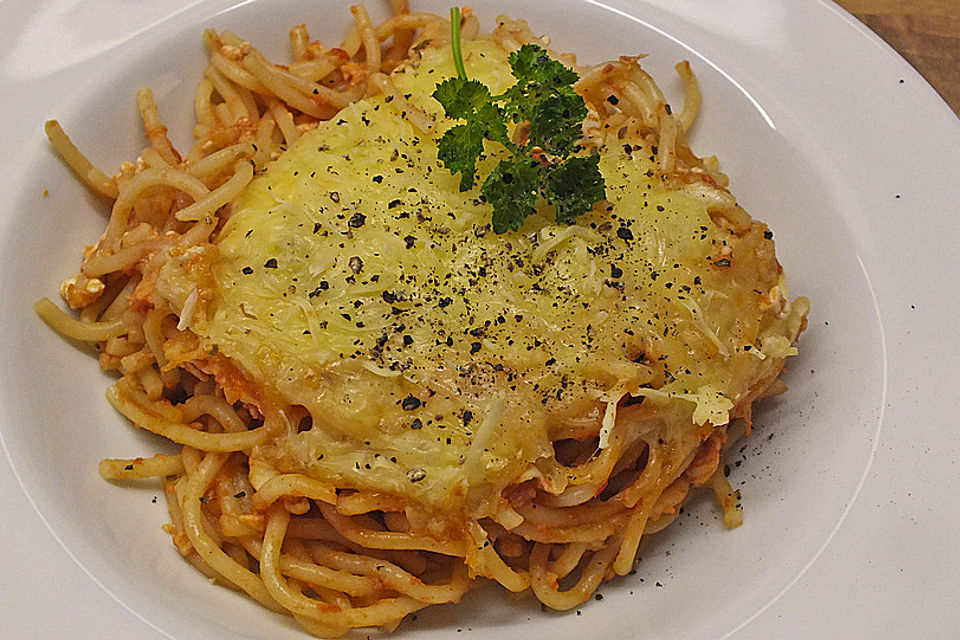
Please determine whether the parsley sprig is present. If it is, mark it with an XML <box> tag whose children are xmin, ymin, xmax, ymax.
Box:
<box><xmin>433</xmin><ymin>8</ymin><xmax>606</xmax><ymax>234</ymax></box>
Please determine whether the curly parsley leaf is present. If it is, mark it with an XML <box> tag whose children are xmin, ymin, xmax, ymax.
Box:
<box><xmin>527</xmin><ymin>91</ymin><xmax>588</xmax><ymax>155</ymax></box>
<box><xmin>498</xmin><ymin>43</ymin><xmax>583</xmax><ymax>145</ymax></box>
<box><xmin>434</xmin><ymin>8</ymin><xmax>606</xmax><ymax>232</ymax></box>
<box><xmin>544</xmin><ymin>154</ymin><xmax>606</xmax><ymax>225</ymax></box>
<box><xmin>433</xmin><ymin>79</ymin><xmax>510</xmax><ymax>190</ymax></box>
<box><xmin>437</xmin><ymin>123</ymin><xmax>484</xmax><ymax>191</ymax></box>
<box><xmin>482</xmin><ymin>159</ymin><xmax>542</xmax><ymax>234</ymax></box>
<box><xmin>434</xmin><ymin>77</ymin><xmax>491</xmax><ymax>120</ymax></box>
<box><xmin>508</xmin><ymin>43</ymin><xmax>580</xmax><ymax>89</ymax></box>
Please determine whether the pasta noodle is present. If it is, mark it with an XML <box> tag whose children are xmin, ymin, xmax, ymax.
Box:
<box><xmin>36</xmin><ymin>3</ymin><xmax>808</xmax><ymax>636</ymax></box>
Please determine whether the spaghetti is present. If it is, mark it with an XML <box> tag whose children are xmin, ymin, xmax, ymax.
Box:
<box><xmin>37</xmin><ymin>3</ymin><xmax>808</xmax><ymax>637</ymax></box>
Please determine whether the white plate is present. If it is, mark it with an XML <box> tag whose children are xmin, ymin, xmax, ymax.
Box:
<box><xmin>1</xmin><ymin>1</ymin><xmax>958</xmax><ymax>638</ymax></box>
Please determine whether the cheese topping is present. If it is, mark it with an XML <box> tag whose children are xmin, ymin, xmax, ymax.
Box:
<box><xmin>196</xmin><ymin>40</ymin><xmax>808</xmax><ymax>514</ymax></box>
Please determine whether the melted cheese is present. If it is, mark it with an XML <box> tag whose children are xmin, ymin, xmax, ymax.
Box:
<box><xmin>196</xmin><ymin>40</ymin><xmax>808</xmax><ymax>514</ymax></box>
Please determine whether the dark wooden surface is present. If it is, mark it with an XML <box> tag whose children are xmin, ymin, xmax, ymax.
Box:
<box><xmin>835</xmin><ymin>0</ymin><xmax>960</xmax><ymax>116</ymax></box>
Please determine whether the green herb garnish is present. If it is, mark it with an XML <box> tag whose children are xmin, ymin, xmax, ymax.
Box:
<box><xmin>433</xmin><ymin>7</ymin><xmax>606</xmax><ymax>234</ymax></box>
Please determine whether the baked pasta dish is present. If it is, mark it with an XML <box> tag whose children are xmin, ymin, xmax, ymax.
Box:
<box><xmin>36</xmin><ymin>3</ymin><xmax>809</xmax><ymax>636</ymax></box>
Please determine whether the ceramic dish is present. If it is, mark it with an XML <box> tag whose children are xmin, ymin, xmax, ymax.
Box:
<box><xmin>0</xmin><ymin>0</ymin><xmax>957</xmax><ymax>637</ymax></box>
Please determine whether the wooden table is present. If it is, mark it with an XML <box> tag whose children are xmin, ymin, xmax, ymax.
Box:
<box><xmin>835</xmin><ymin>0</ymin><xmax>960</xmax><ymax>116</ymax></box>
